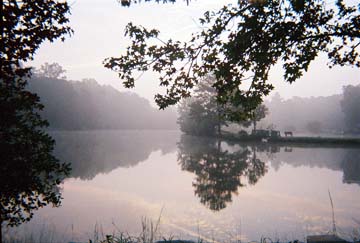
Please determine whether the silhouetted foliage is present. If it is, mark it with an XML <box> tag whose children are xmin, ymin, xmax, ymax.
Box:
<box><xmin>177</xmin><ymin>135</ymin><xmax>267</xmax><ymax>211</ymax></box>
<box><xmin>35</xmin><ymin>62</ymin><xmax>67</xmax><ymax>79</ymax></box>
<box><xmin>0</xmin><ymin>0</ymin><xmax>72</xmax><ymax>238</ymax></box>
<box><xmin>119</xmin><ymin>0</ymin><xmax>185</xmax><ymax>7</ymax></box>
<box><xmin>178</xmin><ymin>98</ymin><xmax>219</xmax><ymax>136</ymax></box>
<box><xmin>1</xmin><ymin>1</ymin><xmax>72</xmax><ymax>81</ymax></box>
<box><xmin>241</xmin><ymin>104</ymin><xmax>269</xmax><ymax>131</ymax></box>
<box><xmin>177</xmin><ymin>76</ymin><xmax>269</xmax><ymax>136</ymax></box>
<box><xmin>341</xmin><ymin>85</ymin><xmax>360</xmax><ymax>133</ymax></box>
<box><xmin>105</xmin><ymin>0</ymin><xmax>360</xmax><ymax>118</ymax></box>
<box><xmin>177</xmin><ymin>76</ymin><xmax>228</xmax><ymax>136</ymax></box>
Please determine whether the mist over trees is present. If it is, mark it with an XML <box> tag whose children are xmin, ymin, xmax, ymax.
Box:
<box><xmin>240</xmin><ymin>104</ymin><xmax>269</xmax><ymax>132</ymax></box>
<box><xmin>261</xmin><ymin>90</ymin><xmax>357</xmax><ymax>134</ymax></box>
<box><xmin>27</xmin><ymin>73</ymin><xmax>178</xmax><ymax>130</ymax></box>
<box><xmin>177</xmin><ymin>75</ymin><xmax>270</xmax><ymax>136</ymax></box>
<box><xmin>1</xmin><ymin>0</ymin><xmax>359</xmax><ymax>240</ymax></box>
<box><xmin>341</xmin><ymin>85</ymin><xmax>360</xmax><ymax>133</ymax></box>
<box><xmin>28</xmin><ymin>64</ymin><xmax>358</xmax><ymax>135</ymax></box>
<box><xmin>178</xmin><ymin>84</ymin><xmax>360</xmax><ymax>136</ymax></box>
<box><xmin>177</xmin><ymin>76</ymin><xmax>228</xmax><ymax>136</ymax></box>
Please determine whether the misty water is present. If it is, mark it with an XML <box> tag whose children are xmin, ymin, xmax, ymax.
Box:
<box><xmin>5</xmin><ymin>130</ymin><xmax>360</xmax><ymax>242</ymax></box>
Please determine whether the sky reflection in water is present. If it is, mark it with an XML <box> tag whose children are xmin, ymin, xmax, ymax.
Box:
<box><xmin>5</xmin><ymin>130</ymin><xmax>360</xmax><ymax>242</ymax></box>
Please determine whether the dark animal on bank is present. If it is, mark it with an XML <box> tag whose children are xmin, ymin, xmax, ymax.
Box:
<box><xmin>284</xmin><ymin>131</ymin><xmax>293</xmax><ymax>137</ymax></box>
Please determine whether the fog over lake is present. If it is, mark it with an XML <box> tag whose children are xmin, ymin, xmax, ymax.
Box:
<box><xmin>3</xmin><ymin>1</ymin><xmax>360</xmax><ymax>243</ymax></box>
<box><xmin>5</xmin><ymin>130</ymin><xmax>360</xmax><ymax>243</ymax></box>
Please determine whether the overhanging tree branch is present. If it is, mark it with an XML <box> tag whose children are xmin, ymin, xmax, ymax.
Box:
<box><xmin>105</xmin><ymin>0</ymin><xmax>359</xmax><ymax>119</ymax></box>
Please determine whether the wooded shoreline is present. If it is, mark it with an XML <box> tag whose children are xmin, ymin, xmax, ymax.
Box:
<box><xmin>218</xmin><ymin>132</ymin><xmax>360</xmax><ymax>147</ymax></box>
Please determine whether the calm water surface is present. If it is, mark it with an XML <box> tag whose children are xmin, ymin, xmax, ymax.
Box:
<box><xmin>5</xmin><ymin>130</ymin><xmax>360</xmax><ymax>242</ymax></box>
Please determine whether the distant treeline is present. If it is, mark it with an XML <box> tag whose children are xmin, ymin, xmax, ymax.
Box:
<box><xmin>27</xmin><ymin>76</ymin><xmax>178</xmax><ymax>130</ymax></box>
<box><xmin>27</xmin><ymin>66</ymin><xmax>359</xmax><ymax>133</ymax></box>
<box><xmin>262</xmin><ymin>85</ymin><xmax>360</xmax><ymax>134</ymax></box>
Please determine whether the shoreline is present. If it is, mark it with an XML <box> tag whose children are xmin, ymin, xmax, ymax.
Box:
<box><xmin>217</xmin><ymin>132</ymin><xmax>360</xmax><ymax>147</ymax></box>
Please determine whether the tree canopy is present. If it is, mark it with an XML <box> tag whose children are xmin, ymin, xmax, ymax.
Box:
<box><xmin>119</xmin><ymin>0</ymin><xmax>178</xmax><ymax>6</ymax></box>
<box><xmin>35</xmin><ymin>62</ymin><xmax>67</xmax><ymax>79</ymax></box>
<box><xmin>177</xmin><ymin>75</ymin><xmax>228</xmax><ymax>136</ymax></box>
<box><xmin>105</xmin><ymin>0</ymin><xmax>360</xmax><ymax>117</ymax></box>
<box><xmin>177</xmin><ymin>75</ymin><xmax>269</xmax><ymax>136</ymax></box>
<box><xmin>1</xmin><ymin>0</ymin><xmax>73</xmax><ymax>80</ymax></box>
<box><xmin>0</xmin><ymin>0</ymin><xmax>72</xmax><ymax>237</ymax></box>
<box><xmin>28</xmin><ymin>73</ymin><xmax>178</xmax><ymax>130</ymax></box>
<box><xmin>241</xmin><ymin>104</ymin><xmax>269</xmax><ymax>131</ymax></box>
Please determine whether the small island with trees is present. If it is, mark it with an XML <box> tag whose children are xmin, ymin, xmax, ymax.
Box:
<box><xmin>2</xmin><ymin>0</ymin><xmax>360</xmax><ymax>242</ymax></box>
<box><xmin>177</xmin><ymin>75</ymin><xmax>360</xmax><ymax>147</ymax></box>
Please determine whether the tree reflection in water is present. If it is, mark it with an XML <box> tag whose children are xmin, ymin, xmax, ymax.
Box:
<box><xmin>341</xmin><ymin>149</ymin><xmax>360</xmax><ymax>185</ymax></box>
<box><xmin>177</xmin><ymin>135</ymin><xmax>268</xmax><ymax>211</ymax></box>
<box><xmin>0</xmin><ymin>131</ymin><xmax>70</xmax><ymax>233</ymax></box>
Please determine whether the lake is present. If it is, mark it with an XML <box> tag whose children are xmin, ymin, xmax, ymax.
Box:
<box><xmin>4</xmin><ymin>130</ymin><xmax>360</xmax><ymax>243</ymax></box>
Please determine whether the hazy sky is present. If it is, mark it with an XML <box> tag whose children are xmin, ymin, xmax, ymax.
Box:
<box><xmin>29</xmin><ymin>0</ymin><xmax>360</xmax><ymax>106</ymax></box>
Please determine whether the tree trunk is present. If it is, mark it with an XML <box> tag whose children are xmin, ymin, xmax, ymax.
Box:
<box><xmin>0</xmin><ymin>0</ymin><xmax>3</xmax><ymax>43</ymax></box>
<box><xmin>217</xmin><ymin>108</ymin><xmax>222</xmax><ymax>136</ymax></box>
<box><xmin>253</xmin><ymin>119</ymin><xmax>257</xmax><ymax>132</ymax></box>
<box><xmin>0</xmin><ymin>219</ymin><xmax>3</xmax><ymax>243</ymax></box>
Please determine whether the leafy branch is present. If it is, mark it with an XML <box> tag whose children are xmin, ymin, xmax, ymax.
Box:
<box><xmin>105</xmin><ymin>0</ymin><xmax>360</xmax><ymax>117</ymax></box>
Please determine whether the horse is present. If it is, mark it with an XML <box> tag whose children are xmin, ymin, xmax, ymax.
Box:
<box><xmin>284</xmin><ymin>131</ymin><xmax>293</xmax><ymax>137</ymax></box>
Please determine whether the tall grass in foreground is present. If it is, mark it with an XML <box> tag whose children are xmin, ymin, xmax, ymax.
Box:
<box><xmin>89</xmin><ymin>215</ymin><xmax>165</xmax><ymax>243</ymax></box>
<box><xmin>3</xmin><ymin>214</ymin><xmax>360</xmax><ymax>243</ymax></box>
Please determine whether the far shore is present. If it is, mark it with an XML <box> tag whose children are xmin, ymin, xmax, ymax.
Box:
<box><xmin>217</xmin><ymin>131</ymin><xmax>360</xmax><ymax>147</ymax></box>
